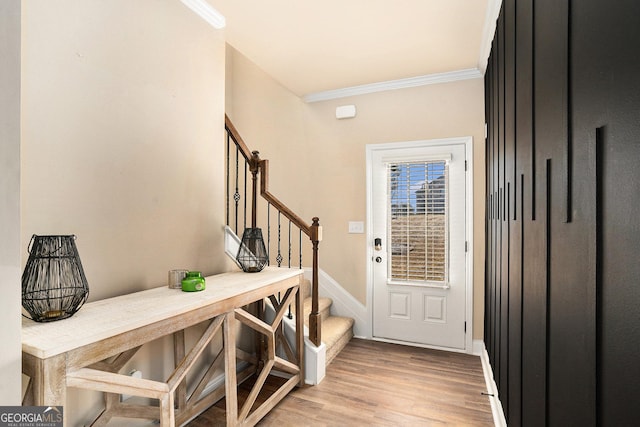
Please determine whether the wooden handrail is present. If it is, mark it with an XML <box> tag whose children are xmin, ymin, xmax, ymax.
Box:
<box><xmin>225</xmin><ymin>116</ymin><xmax>253</xmax><ymax>162</ymax></box>
<box><xmin>225</xmin><ymin>114</ymin><xmax>322</xmax><ymax>347</ymax></box>
<box><xmin>259</xmin><ymin>158</ymin><xmax>312</xmax><ymax>237</ymax></box>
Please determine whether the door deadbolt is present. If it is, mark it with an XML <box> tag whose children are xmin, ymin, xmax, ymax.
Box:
<box><xmin>375</xmin><ymin>256</ymin><xmax>383</xmax><ymax>263</ymax></box>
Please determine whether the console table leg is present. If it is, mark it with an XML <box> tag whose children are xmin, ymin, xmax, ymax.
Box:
<box><xmin>173</xmin><ymin>330</ymin><xmax>187</xmax><ymax>411</ymax></box>
<box><xmin>159</xmin><ymin>392</ymin><xmax>175</xmax><ymax>427</ymax></box>
<box><xmin>224</xmin><ymin>311</ymin><xmax>238</xmax><ymax>427</ymax></box>
<box><xmin>23</xmin><ymin>353</ymin><xmax>67</xmax><ymax>425</ymax></box>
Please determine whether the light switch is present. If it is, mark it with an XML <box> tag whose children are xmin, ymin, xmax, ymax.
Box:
<box><xmin>348</xmin><ymin>221</ymin><xmax>365</xmax><ymax>234</ymax></box>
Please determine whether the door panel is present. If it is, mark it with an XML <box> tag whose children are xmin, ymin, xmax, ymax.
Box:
<box><xmin>371</xmin><ymin>142</ymin><xmax>467</xmax><ymax>349</ymax></box>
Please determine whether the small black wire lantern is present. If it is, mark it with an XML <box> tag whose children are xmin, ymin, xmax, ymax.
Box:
<box><xmin>236</xmin><ymin>228</ymin><xmax>268</xmax><ymax>273</ymax></box>
<box><xmin>21</xmin><ymin>235</ymin><xmax>90</xmax><ymax>322</ymax></box>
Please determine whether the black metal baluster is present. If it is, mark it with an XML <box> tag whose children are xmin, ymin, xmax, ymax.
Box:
<box><xmin>234</xmin><ymin>146</ymin><xmax>240</xmax><ymax>235</ymax></box>
<box><xmin>226</xmin><ymin>132</ymin><xmax>230</xmax><ymax>227</ymax></box>
<box><xmin>243</xmin><ymin>160</ymin><xmax>248</xmax><ymax>230</ymax></box>
<box><xmin>287</xmin><ymin>221</ymin><xmax>293</xmax><ymax>319</ymax></box>
<box><xmin>299</xmin><ymin>229</ymin><xmax>303</xmax><ymax>269</ymax></box>
<box><xmin>276</xmin><ymin>212</ymin><xmax>283</xmax><ymax>267</ymax></box>
<box><xmin>267</xmin><ymin>203</ymin><xmax>271</xmax><ymax>266</ymax></box>
<box><xmin>288</xmin><ymin>220</ymin><xmax>292</xmax><ymax>268</ymax></box>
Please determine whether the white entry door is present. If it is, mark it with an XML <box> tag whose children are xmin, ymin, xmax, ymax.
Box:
<box><xmin>369</xmin><ymin>140</ymin><xmax>468</xmax><ymax>350</ymax></box>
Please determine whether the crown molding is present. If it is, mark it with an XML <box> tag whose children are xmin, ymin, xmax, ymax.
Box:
<box><xmin>303</xmin><ymin>68</ymin><xmax>483</xmax><ymax>103</ymax></box>
<box><xmin>180</xmin><ymin>0</ymin><xmax>226</xmax><ymax>29</ymax></box>
<box><xmin>478</xmin><ymin>0</ymin><xmax>503</xmax><ymax>74</ymax></box>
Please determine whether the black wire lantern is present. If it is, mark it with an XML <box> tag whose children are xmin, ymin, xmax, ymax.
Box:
<box><xmin>21</xmin><ymin>235</ymin><xmax>90</xmax><ymax>322</ymax></box>
<box><xmin>236</xmin><ymin>228</ymin><xmax>268</xmax><ymax>273</ymax></box>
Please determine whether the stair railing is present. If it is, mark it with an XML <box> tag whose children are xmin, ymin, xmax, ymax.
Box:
<box><xmin>225</xmin><ymin>115</ymin><xmax>323</xmax><ymax>347</ymax></box>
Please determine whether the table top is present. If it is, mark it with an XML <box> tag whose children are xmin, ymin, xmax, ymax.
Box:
<box><xmin>22</xmin><ymin>267</ymin><xmax>302</xmax><ymax>359</ymax></box>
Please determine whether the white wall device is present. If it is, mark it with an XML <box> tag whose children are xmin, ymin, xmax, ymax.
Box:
<box><xmin>336</xmin><ymin>105</ymin><xmax>357</xmax><ymax>119</ymax></box>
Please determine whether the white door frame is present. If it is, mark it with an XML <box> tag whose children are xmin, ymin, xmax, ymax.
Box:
<box><xmin>365</xmin><ymin>137</ymin><xmax>474</xmax><ymax>354</ymax></box>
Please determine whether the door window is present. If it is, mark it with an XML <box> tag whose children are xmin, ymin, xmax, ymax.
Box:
<box><xmin>387</xmin><ymin>161</ymin><xmax>448</xmax><ymax>285</ymax></box>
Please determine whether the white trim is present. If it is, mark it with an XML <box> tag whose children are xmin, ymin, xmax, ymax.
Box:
<box><xmin>464</xmin><ymin>137</ymin><xmax>475</xmax><ymax>355</ymax></box>
<box><xmin>479</xmin><ymin>341</ymin><xmax>508</xmax><ymax>427</ymax></box>
<box><xmin>366</xmin><ymin>137</ymin><xmax>474</xmax><ymax>354</ymax></box>
<box><xmin>223</xmin><ymin>225</ymin><xmax>242</xmax><ymax>268</ymax></box>
<box><xmin>473</xmin><ymin>339</ymin><xmax>485</xmax><ymax>356</ymax></box>
<box><xmin>478</xmin><ymin>0</ymin><xmax>503</xmax><ymax>73</ymax></box>
<box><xmin>180</xmin><ymin>0</ymin><xmax>226</xmax><ymax>29</ymax></box>
<box><xmin>372</xmin><ymin>337</ymin><xmax>469</xmax><ymax>355</ymax></box>
<box><xmin>278</xmin><ymin>309</ymin><xmax>327</xmax><ymax>385</ymax></box>
<box><xmin>303</xmin><ymin>69</ymin><xmax>483</xmax><ymax>103</ymax></box>
<box><xmin>302</xmin><ymin>338</ymin><xmax>326</xmax><ymax>385</ymax></box>
<box><xmin>200</xmin><ymin>360</ymin><xmax>250</xmax><ymax>398</ymax></box>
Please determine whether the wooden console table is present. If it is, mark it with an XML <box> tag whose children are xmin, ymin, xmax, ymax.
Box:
<box><xmin>22</xmin><ymin>267</ymin><xmax>304</xmax><ymax>426</ymax></box>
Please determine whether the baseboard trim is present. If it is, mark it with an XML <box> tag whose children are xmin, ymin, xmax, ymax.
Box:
<box><xmin>472</xmin><ymin>339</ymin><xmax>484</xmax><ymax>356</ymax></box>
<box><xmin>478</xmin><ymin>341</ymin><xmax>507</xmax><ymax>427</ymax></box>
<box><xmin>200</xmin><ymin>360</ymin><xmax>250</xmax><ymax>397</ymax></box>
<box><xmin>372</xmin><ymin>336</ymin><xmax>468</xmax><ymax>354</ymax></box>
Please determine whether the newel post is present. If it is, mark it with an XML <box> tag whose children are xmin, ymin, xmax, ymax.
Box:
<box><xmin>249</xmin><ymin>151</ymin><xmax>261</xmax><ymax>228</ymax></box>
<box><xmin>309</xmin><ymin>217</ymin><xmax>322</xmax><ymax>347</ymax></box>
<box><xmin>249</xmin><ymin>151</ymin><xmax>265</xmax><ymax>365</ymax></box>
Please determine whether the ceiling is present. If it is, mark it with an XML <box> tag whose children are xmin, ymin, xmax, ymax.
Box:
<box><xmin>209</xmin><ymin>0</ymin><xmax>496</xmax><ymax>99</ymax></box>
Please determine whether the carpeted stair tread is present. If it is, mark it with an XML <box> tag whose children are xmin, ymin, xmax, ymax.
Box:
<box><xmin>322</xmin><ymin>316</ymin><xmax>354</xmax><ymax>347</ymax></box>
<box><xmin>323</xmin><ymin>316</ymin><xmax>355</xmax><ymax>365</ymax></box>
<box><xmin>293</xmin><ymin>278</ymin><xmax>355</xmax><ymax>366</ymax></box>
<box><xmin>301</xmin><ymin>279</ymin><xmax>311</xmax><ymax>300</ymax></box>
<box><xmin>303</xmin><ymin>296</ymin><xmax>332</xmax><ymax>324</ymax></box>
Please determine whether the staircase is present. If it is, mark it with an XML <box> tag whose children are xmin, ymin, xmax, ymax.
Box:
<box><xmin>224</xmin><ymin>115</ymin><xmax>354</xmax><ymax>374</ymax></box>
<box><xmin>300</xmin><ymin>279</ymin><xmax>354</xmax><ymax>365</ymax></box>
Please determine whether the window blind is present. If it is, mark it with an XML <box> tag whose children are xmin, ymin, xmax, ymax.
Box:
<box><xmin>387</xmin><ymin>160</ymin><xmax>448</xmax><ymax>284</ymax></box>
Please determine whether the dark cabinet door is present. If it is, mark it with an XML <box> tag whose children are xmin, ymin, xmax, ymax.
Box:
<box><xmin>485</xmin><ymin>0</ymin><xmax>640</xmax><ymax>425</ymax></box>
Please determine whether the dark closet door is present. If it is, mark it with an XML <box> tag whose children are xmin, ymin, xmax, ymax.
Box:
<box><xmin>572</xmin><ymin>0</ymin><xmax>640</xmax><ymax>424</ymax></box>
<box><xmin>486</xmin><ymin>0</ymin><xmax>640</xmax><ymax>424</ymax></box>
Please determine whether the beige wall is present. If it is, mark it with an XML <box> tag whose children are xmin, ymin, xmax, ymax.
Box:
<box><xmin>15</xmin><ymin>2</ymin><xmax>487</xmax><ymax>418</ymax></box>
<box><xmin>21</xmin><ymin>0</ymin><xmax>228</xmax><ymax>423</ymax></box>
<box><xmin>226</xmin><ymin>47</ymin><xmax>486</xmax><ymax>340</ymax></box>
<box><xmin>22</xmin><ymin>0</ymin><xmax>229</xmax><ymax>298</ymax></box>
<box><xmin>0</xmin><ymin>0</ymin><xmax>22</xmax><ymax>405</ymax></box>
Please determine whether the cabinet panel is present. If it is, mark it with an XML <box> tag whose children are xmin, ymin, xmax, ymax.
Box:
<box><xmin>482</xmin><ymin>0</ymin><xmax>640</xmax><ymax>425</ymax></box>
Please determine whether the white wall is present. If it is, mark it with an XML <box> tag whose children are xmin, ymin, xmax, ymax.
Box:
<box><xmin>0</xmin><ymin>0</ymin><xmax>22</xmax><ymax>405</ymax></box>
<box><xmin>21</xmin><ymin>0</ymin><xmax>229</xmax><ymax>423</ymax></box>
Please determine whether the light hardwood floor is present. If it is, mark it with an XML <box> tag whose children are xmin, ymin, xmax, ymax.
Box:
<box><xmin>189</xmin><ymin>338</ymin><xmax>494</xmax><ymax>426</ymax></box>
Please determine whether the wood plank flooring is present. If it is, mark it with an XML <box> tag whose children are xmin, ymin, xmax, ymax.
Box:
<box><xmin>188</xmin><ymin>338</ymin><xmax>494</xmax><ymax>426</ymax></box>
